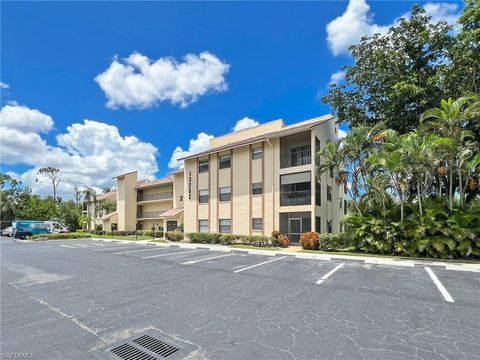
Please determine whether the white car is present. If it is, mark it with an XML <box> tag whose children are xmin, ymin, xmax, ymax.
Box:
<box><xmin>1</xmin><ymin>227</ymin><xmax>13</xmax><ymax>237</ymax></box>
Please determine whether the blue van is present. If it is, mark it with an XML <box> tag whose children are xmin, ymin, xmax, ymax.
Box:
<box><xmin>12</xmin><ymin>220</ymin><xmax>68</xmax><ymax>239</ymax></box>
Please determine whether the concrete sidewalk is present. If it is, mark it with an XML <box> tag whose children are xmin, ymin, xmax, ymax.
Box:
<box><xmin>89</xmin><ymin>237</ymin><xmax>480</xmax><ymax>272</ymax></box>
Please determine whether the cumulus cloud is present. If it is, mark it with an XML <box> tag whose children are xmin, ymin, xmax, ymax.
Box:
<box><xmin>0</xmin><ymin>82</ymin><xmax>9</xmax><ymax>89</ymax></box>
<box><xmin>330</xmin><ymin>71</ymin><xmax>346</xmax><ymax>85</ymax></box>
<box><xmin>233</xmin><ymin>117</ymin><xmax>259</xmax><ymax>132</ymax></box>
<box><xmin>326</xmin><ymin>0</ymin><xmax>460</xmax><ymax>56</ymax></box>
<box><xmin>0</xmin><ymin>103</ymin><xmax>158</xmax><ymax>197</ymax></box>
<box><xmin>168</xmin><ymin>132</ymin><xmax>213</xmax><ymax>169</ymax></box>
<box><xmin>338</xmin><ymin>128</ymin><xmax>348</xmax><ymax>139</ymax></box>
<box><xmin>326</xmin><ymin>0</ymin><xmax>388</xmax><ymax>56</ymax></box>
<box><xmin>95</xmin><ymin>51</ymin><xmax>230</xmax><ymax>109</ymax></box>
<box><xmin>423</xmin><ymin>2</ymin><xmax>459</xmax><ymax>25</ymax></box>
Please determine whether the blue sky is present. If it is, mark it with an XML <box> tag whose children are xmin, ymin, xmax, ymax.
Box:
<box><xmin>0</xmin><ymin>1</ymin><xmax>462</xmax><ymax>197</ymax></box>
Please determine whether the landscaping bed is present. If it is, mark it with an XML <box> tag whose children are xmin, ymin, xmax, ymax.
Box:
<box><xmin>31</xmin><ymin>232</ymin><xmax>91</xmax><ymax>240</ymax></box>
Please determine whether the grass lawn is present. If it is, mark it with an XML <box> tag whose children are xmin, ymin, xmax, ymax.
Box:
<box><xmin>230</xmin><ymin>244</ymin><xmax>279</xmax><ymax>251</ymax></box>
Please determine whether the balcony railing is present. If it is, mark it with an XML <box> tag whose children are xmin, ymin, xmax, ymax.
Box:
<box><xmin>137</xmin><ymin>211</ymin><xmax>163</xmax><ymax>219</ymax></box>
<box><xmin>280</xmin><ymin>149</ymin><xmax>311</xmax><ymax>168</ymax></box>
<box><xmin>280</xmin><ymin>190</ymin><xmax>311</xmax><ymax>206</ymax></box>
<box><xmin>137</xmin><ymin>191</ymin><xmax>173</xmax><ymax>202</ymax></box>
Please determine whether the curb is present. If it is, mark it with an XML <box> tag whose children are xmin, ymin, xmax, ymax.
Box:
<box><xmin>30</xmin><ymin>237</ymin><xmax>480</xmax><ymax>273</ymax></box>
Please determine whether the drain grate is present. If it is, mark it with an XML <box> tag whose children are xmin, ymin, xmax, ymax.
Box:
<box><xmin>110</xmin><ymin>343</ymin><xmax>156</xmax><ymax>360</ymax></box>
<box><xmin>90</xmin><ymin>329</ymin><xmax>197</xmax><ymax>360</ymax></box>
<box><xmin>133</xmin><ymin>335</ymin><xmax>179</xmax><ymax>358</ymax></box>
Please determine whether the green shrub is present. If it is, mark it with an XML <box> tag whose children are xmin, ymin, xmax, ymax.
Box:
<box><xmin>300</xmin><ymin>231</ymin><xmax>320</xmax><ymax>250</ymax></box>
<box><xmin>165</xmin><ymin>231</ymin><xmax>184</xmax><ymax>242</ymax></box>
<box><xmin>139</xmin><ymin>230</ymin><xmax>153</xmax><ymax>237</ymax></box>
<box><xmin>31</xmin><ymin>232</ymin><xmax>91</xmax><ymax>240</ymax></box>
<box><xmin>188</xmin><ymin>232</ymin><xmax>222</xmax><ymax>244</ymax></box>
<box><xmin>95</xmin><ymin>224</ymin><xmax>103</xmax><ymax>232</ymax></box>
<box><xmin>319</xmin><ymin>233</ymin><xmax>349</xmax><ymax>251</ymax></box>
<box><xmin>188</xmin><ymin>232</ymin><xmax>275</xmax><ymax>247</ymax></box>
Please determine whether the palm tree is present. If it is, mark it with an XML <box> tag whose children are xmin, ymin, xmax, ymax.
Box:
<box><xmin>317</xmin><ymin>141</ymin><xmax>362</xmax><ymax>215</ymax></box>
<box><xmin>81</xmin><ymin>187</ymin><xmax>97</xmax><ymax>231</ymax></box>
<box><xmin>421</xmin><ymin>96</ymin><xmax>479</xmax><ymax>208</ymax></box>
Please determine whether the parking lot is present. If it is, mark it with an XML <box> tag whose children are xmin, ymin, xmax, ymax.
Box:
<box><xmin>1</xmin><ymin>236</ymin><xmax>479</xmax><ymax>360</ymax></box>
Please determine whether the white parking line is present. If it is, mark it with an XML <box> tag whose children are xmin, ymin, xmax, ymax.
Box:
<box><xmin>182</xmin><ymin>253</ymin><xmax>234</xmax><ymax>265</ymax></box>
<box><xmin>233</xmin><ymin>256</ymin><xmax>286</xmax><ymax>273</ymax></box>
<box><xmin>60</xmin><ymin>245</ymin><xmax>80</xmax><ymax>249</ymax></box>
<box><xmin>425</xmin><ymin>267</ymin><xmax>454</xmax><ymax>303</ymax></box>
<box><xmin>141</xmin><ymin>249</ymin><xmax>200</xmax><ymax>259</ymax></box>
<box><xmin>91</xmin><ymin>246</ymin><xmax>143</xmax><ymax>252</ymax></box>
<box><xmin>316</xmin><ymin>263</ymin><xmax>344</xmax><ymax>285</ymax></box>
<box><xmin>114</xmin><ymin>247</ymin><xmax>169</xmax><ymax>254</ymax></box>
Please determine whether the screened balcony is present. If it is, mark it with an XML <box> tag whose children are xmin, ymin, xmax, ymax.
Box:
<box><xmin>137</xmin><ymin>191</ymin><xmax>173</xmax><ymax>202</ymax></box>
<box><xmin>280</xmin><ymin>131</ymin><xmax>312</xmax><ymax>169</ymax></box>
<box><xmin>137</xmin><ymin>210</ymin><xmax>163</xmax><ymax>219</ymax></box>
<box><xmin>280</xmin><ymin>171</ymin><xmax>312</xmax><ymax>206</ymax></box>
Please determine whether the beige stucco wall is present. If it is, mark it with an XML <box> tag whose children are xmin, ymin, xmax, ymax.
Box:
<box><xmin>116</xmin><ymin>171</ymin><xmax>137</xmax><ymax>231</ymax></box>
<box><xmin>173</xmin><ymin>172</ymin><xmax>184</xmax><ymax>209</ymax></box>
<box><xmin>183</xmin><ymin>119</ymin><xmax>343</xmax><ymax>236</ymax></box>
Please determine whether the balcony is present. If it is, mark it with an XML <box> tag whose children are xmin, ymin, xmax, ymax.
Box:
<box><xmin>137</xmin><ymin>211</ymin><xmax>164</xmax><ymax>219</ymax></box>
<box><xmin>280</xmin><ymin>131</ymin><xmax>312</xmax><ymax>169</ymax></box>
<box><xmin>280</xmin><ymin>190</ymin><xmax>311</xmax><ymax>206</ymax></box>
<box><xmin>280</xmin><ymin>149</ymin><xmax>311</xmax><ymax>168</ymax></box>
<box><xmin>137</xmin><ymin>191</ymin><xmax>173</xmax><ymax>202</ymax></box>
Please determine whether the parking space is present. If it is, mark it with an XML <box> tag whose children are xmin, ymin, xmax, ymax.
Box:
<box><xmin>2</xmin><ymin>236</ymin><xmax>480</xmax><ymax>360</ymax></box>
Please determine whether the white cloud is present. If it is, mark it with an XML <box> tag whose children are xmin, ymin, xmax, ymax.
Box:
<box><xmin>338</xmin><ymin>128</ymin><xmax>348</xmax><ymax>139</ymax></box>
<box><xmin>95</xmin><ymin>51</ymin><xmax>230</xmax><ymax>109</ymax></box>
<box><xmin>423</xmin><ymin>2</ymin><xmax>459</xmax><ymax>25</ymax></box>
<box><xmin>233</xmin><ymin>117</ymin><xmax>259</xmax><ymax>132</ymax></box>
<box><xmin>326</xmin><ymin>0</ymin><xmax>388</xmax><ymax>56</ymax></box>
<box><xmin>0</xmin><ymin>103</ymin><xmax>158</xmax><ymax>198</ymax></box>
<box><xmin>330</xmin><ymin>70</ymin><xmax>346</xmax><ymax>85</ymax></box>
<box><xmin>168</xmin><ymin>132</ymin><xmax>213</xmax><ymax>169</ymax></box>
<box><xmin>0</xmin><ymin>103</ymin><xmax>53</xmax><ymax>133</ymax></box>
<box><xmin>0</xmin><ymin>82</ymin><xmax>9</xmax><ymax>89</ymax></box>
<box><xmin>326</xmin><ymin>0</ymin><xmax>460</xmax><ymax>56</ymax></box>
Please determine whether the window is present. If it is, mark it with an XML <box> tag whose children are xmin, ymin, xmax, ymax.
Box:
<box><xmin>327</xmin><ymin>220</ymin><xmax>332</xmax><ymax>233</ymax></box>
<box><xmin>316</xmin><ymin>216</ymin><xmax>321</xmax><ymax>233</ymax></box>
<box><xmin>344</xmin><ymin>200</ymin><xmax>348</xmax><ymax>214</ymax></box>
<box><xmin>252</xmin><ymin>147</ymin><xmax>262</xmax><ymax>160</ymax></box>
<box><xmin>329</xmin><ymin>168</ymin><xmax>334</xmax><ymax>178</ymax></box>
<box><xmin>252</xmin><ymin>218</ymin><xmax>262</xmax><ymax>231</ymax></box>
<box><xmin>344</xmin><ymin>184</ymin><xmax>347</xmax><ymax>195</ymax></box>
<box><xmin>315</xmin><ymin>138</ymin><xmax>320</xmax><ymax>166</ymax></box>
<box><xmin>199</xmin><ymin>159</ymin><xmax>209</xmax><ymax>173</ymax></box>
<box><xmin>199</xmin><ymin>220</ymin><xmax>209</xmax><ymax>233</ymax></box>
<box><xmin>327</xmin><ymin>185</ymin><xmax>332</xmax><ymax>201</ymax></box>
<box><xmin>315</xmin><ymin>180</ymin><xmax>321</xmax><ymax>206</ymax></box>
<box><xmin>199</xmin><ymin>189</ymin><xmax>209</xmax><ymax>203</ymax></box>
<box><xmin>219</xmin><ymin>186</ymin><xmax>231</xmax><ymax>202</ymax></box>
<box><xmin>252</xmin><ymin>182</ymin><xmax>262</xmax><ymax>195</ymax></box>
<box><xmin>219</xmin><ymin>219</ymin><xmax>231</xmax><ymax>233</ymax></box>
<box><xmin>219</xmin><ymin>154</ymin><xmax>231</xmax><ymax>169</ymax></box>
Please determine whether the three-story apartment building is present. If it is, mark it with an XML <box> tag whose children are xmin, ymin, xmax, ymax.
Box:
<box><xmin>180</xmin><ymin>114</ymin><xmax>345</xmax><ymax>243</ymax></box>
<box><xmin>85</xmin><ymin>114</ymin><xmax>345</xmax><ymax>243</ymax></box>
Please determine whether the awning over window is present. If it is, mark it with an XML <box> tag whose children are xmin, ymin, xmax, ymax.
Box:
<box><xmin>280</xmin><ymin>171</ymin><xmax>311</xmax><ymax>185</ymax></box>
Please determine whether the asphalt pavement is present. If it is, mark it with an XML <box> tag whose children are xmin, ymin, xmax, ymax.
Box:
<box><xmin>1</xmin><ymin>236</ymin><xmax>479</xmax><ymax>360</ymax></box>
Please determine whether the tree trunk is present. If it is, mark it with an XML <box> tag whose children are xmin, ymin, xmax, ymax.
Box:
<box><xmin>449</xmin><ymin>166</ymin><xmax>453</xmax><ymax>209</ymax></box>
<box><xmin>458</xmin><ymin>171</ymin><xmax>463</xmax><ymax>206</ymax></box>
<box><xmin>417</xmin><ymin>177</ymin><xmax>423</xmax><ymax>217</ymax></box>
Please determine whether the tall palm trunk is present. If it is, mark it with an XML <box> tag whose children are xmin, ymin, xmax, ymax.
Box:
<box><xmin>416</xmin><ymin>176</ymin><xmax>423</xmax><ymax>217</ymax></box>
<box><xmin>458</xmin><ymin>170</ymin><xmax>463</xmax><ymax>206</ymax></box>
<box><xmin>449</xmin><ymin>165</ymin><xmax>453</xmax><ymax>209</ymax></box>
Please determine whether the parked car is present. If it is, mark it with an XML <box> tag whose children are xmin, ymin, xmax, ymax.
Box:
<box><xmin>12</xmin><ymin>220</ymin><xmax>68</xmax><ymax>239</ymax></box>
<box><xmin>1</xmin><ymin>227</ymin><xmax>13</xmax><ymax>237</ymax></box>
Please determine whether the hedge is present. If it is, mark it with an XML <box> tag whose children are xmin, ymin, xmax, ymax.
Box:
<box><xmin>319</xmin><ymin>233</ymin><xmax>352</xmax><ymax>251</ymax></box>
<box><xmin>31</xmin><ymin>232</ymin><xmax>91</xmax><ymax>240</ymax></box>
<box><xmin>165</xmin><ymin>231</ymin><xmax>184</xmax><ymax>242</ymax></box>
<box><xmin>187</xmin><ymin>232</ymin><xmax>276</xmax><ymax>247</ymax></box>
